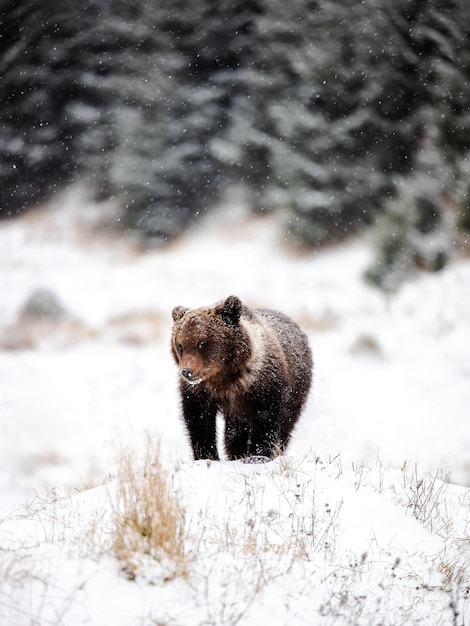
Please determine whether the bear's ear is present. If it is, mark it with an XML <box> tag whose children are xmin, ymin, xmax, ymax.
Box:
<box><xmin>172</xmin><ymin>306</ymin><xmax>189</xmax><ymax>322</ymax></box>
<box><xmin>216</xmin><ymin>295</ymin><xmax>242</xmax><ymax>326</ymax></box>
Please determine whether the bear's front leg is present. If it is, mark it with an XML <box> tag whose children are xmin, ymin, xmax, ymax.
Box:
<box><xmin>224</xmin><ymin>415</ymin><xmax>251</xmax><ymax>460</ymax></box>
<box><xmin>249</xmin><ymin>408</ymin><xmax>284</xmax><ymax>460</ymax></box>
<box><xmin>180</xmin><ymin>384</ymin><xmax>219</xmax><ymax>460</ymax></box>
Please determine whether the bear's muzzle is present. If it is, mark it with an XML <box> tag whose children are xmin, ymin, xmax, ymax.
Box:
<box><xmin>181</xmin><ymin>368</ymin><xmax>203</xmax><ymax>385</ymax></box>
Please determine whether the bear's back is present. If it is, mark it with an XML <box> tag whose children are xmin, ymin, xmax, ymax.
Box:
<box><xmin>252</xmin><ymin>307</ymin><xmax>312</xmax><ymax>397</ymax></box>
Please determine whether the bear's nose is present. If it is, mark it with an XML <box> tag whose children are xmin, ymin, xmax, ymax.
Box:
<box><xmin>181</xmin><ymin>368</ymin><xmax>194</xmax><ymax>380</ymax></box>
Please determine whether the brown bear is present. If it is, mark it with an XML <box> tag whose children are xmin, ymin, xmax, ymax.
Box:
<box><xmin>171</xmin><ymin>295</ymin><xmax>312</xmax><ymax>462</ymax></box>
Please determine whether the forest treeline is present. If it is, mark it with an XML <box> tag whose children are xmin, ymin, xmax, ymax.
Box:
<box><xmin>1</xmin><ymin>0</ymin><xmax>469</xmax><ymax>288</ymax></box>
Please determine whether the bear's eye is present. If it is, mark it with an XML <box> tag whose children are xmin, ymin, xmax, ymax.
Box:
<box><xmin>197</xmin><ymin>340</ymin><xmax>207</xmax><ymax>351</ymax></box>
<box><xmin>177</xmin><ymin>344</ymin><xmax>183</xmax><ymax>356</ymax></box>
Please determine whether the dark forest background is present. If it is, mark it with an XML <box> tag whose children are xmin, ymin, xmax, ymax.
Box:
<box><xmin>1</xmin><ymin>0</ymin><xmax>470</xmax><ymax>289</ymax></box>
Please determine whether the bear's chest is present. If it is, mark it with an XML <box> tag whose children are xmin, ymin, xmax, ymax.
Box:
<box><xmin>208</xmin><ymin>383</ymin><xmax>276</xmax><ymax>420</ymax></box>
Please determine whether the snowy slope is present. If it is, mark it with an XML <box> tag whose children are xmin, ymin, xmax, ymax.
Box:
<box><xmin>1</xmin><ymin>454</ymin><xmax>469</xmax><ymax>626</ymax></box>
<box><xmin>0</xmin><ymin>187</ymin><xmax>469</xmax><ymax>625</ymax></box>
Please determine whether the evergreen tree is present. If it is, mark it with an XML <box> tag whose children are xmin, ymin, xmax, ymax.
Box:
<box><xmin>65</xmin><ymin>0</ymin><xmax>153</xmax><ymax>202</ymax></box>
<box><xmin>365</xmin><ymin>114</ymin><xmax>452</xmax><ymax>291</ymax></box>
<box><xmin>103</xmin><ymin>0</ymin><xmax>262</xmax><ymax>240</ymax></box>
<box><xmin>364</xmin><ymin>0</ymin><xmax>467</xmax><ymax>289</ymax></box>
<box><xmin>219</xmin><ymin>1</ymin><xmax>314</xmax><ymax>213</ymax></box>
<box><xmin>112</xmin><ymin>0</ymin><xmax>226</xmax><ymax>240</ymax></box>
<box><xmin>0</xmin><ymin>0</ymin><xmax>127</xmax><ymax>214</ymax></box>
<box><xmin>0</xmin><ymin>0</ymin><xmax>86</xmax><ymax>215</ymax></box>
<box><xmin>439</xmin><ymin>0</ymin><xmax>470</xmax><ymax>233</ymax></box>
<box><xmin>0</xmin><ymin>0</ymin><xmax>253</xmax><ymax>237</ymax></box>
<box><xmin>280</xmin><ymin>0</ymin><xmax>462</xmax><ymax>246</ymax></box>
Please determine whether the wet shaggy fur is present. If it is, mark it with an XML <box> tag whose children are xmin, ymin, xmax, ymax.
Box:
<box><xmin>171</xmin><ymin>295</ymin><xmax>313</xmax><ymax>461</ymax></box>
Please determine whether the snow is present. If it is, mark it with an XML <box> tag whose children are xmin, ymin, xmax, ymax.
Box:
<box><xmin>0</xmin><ymin>186</ymin><xmax>469</xmax><ymax>625</ymax></box>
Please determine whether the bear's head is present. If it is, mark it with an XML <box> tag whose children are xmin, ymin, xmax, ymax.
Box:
<box><xmin>171</xmin><ymin>295</ymin><xmax>249</xmax><ymax>386</ymax></box>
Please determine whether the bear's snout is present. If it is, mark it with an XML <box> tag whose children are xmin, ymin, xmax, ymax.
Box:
<box><xmin>179</xmin><ymin>359</ymin><xmax>204</xmax><ymax>385</ymax></box>
<box><xmin>178</xmin><ymin>352</ymin><xmax>204</xmax><ymax>384</ymax></box>
<box><xmin>181</xmin><ymin>368</ymin><xmax>194</xmax><ymax>381</ymax></box>
<box><xmin>180</xmin><ymin>367</ymin><xmax>203</xmax><ymax>386</ymax></box>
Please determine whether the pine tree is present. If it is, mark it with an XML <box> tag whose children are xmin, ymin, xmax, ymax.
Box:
<box><xmin>0</xmin><ymin>0</ymin><xmax>85</xmax><ymax>216</ymax></box>
<box><xmin>278</xmin><ymin>0</ymin><xmax>386</xmax><ymax>244</ymax></box>
<box><xmin>365</xmin><ymin>114</ymin><xmax>452</xmax><ymax>291</ymax></box>
<box><xmin>439</xmin><ymin>0</ymin><xmax>470</xmax><ymax>233</ymax></box>
<box><xmin>0</xmin><ymin>0</ymin><xmax>129</xmax><ymax>215</ymax></box>
<box><xmin>218</xmin><ymin>1</ymin><xmax>310</xmax><ymax>213</ymax></box>
<box><xmin>364</xmin><ymin>0</ymin><xmax>466</xmax><ymax>289</ymax></box>
<box><xmin>102</xmin><ymin>0</ymin><xmax>260</xmax><ymax>241</ymax></box>
<box><xmin>282</xmin><ymin>0</ymin><xmax>462</xmax><ymax>246</ymax></box>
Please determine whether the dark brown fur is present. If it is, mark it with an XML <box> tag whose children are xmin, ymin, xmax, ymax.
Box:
<box><xmin>171</xmin><ymin>296</ymin><xmax>313</xmax><ymax>461</ymax></box>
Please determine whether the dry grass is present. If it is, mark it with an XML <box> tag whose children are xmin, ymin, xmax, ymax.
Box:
<box><xmin>111</xmin><ymin>435</ymin><xmax>189</xmax><ymax>582</ymax></box>
<box><xmin>0</xmin><ymin>307</ymin><xmax>165</xmax><ymax>351</ymax></box>
<box><xmin>393</xmin><ymin>462</ymin><xmax>452</xmax><ymax>534</ymax></box>
<box><xmin>106</xmin><ymin>310</ymin><xmax>165</xmax><ymax>345</ymax></box>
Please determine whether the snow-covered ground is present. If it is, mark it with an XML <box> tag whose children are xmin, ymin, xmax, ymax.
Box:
<box><xmin>0</xmin><ymin>187</ymin><xmax>469</xmax><ymax>625</ymax></box>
